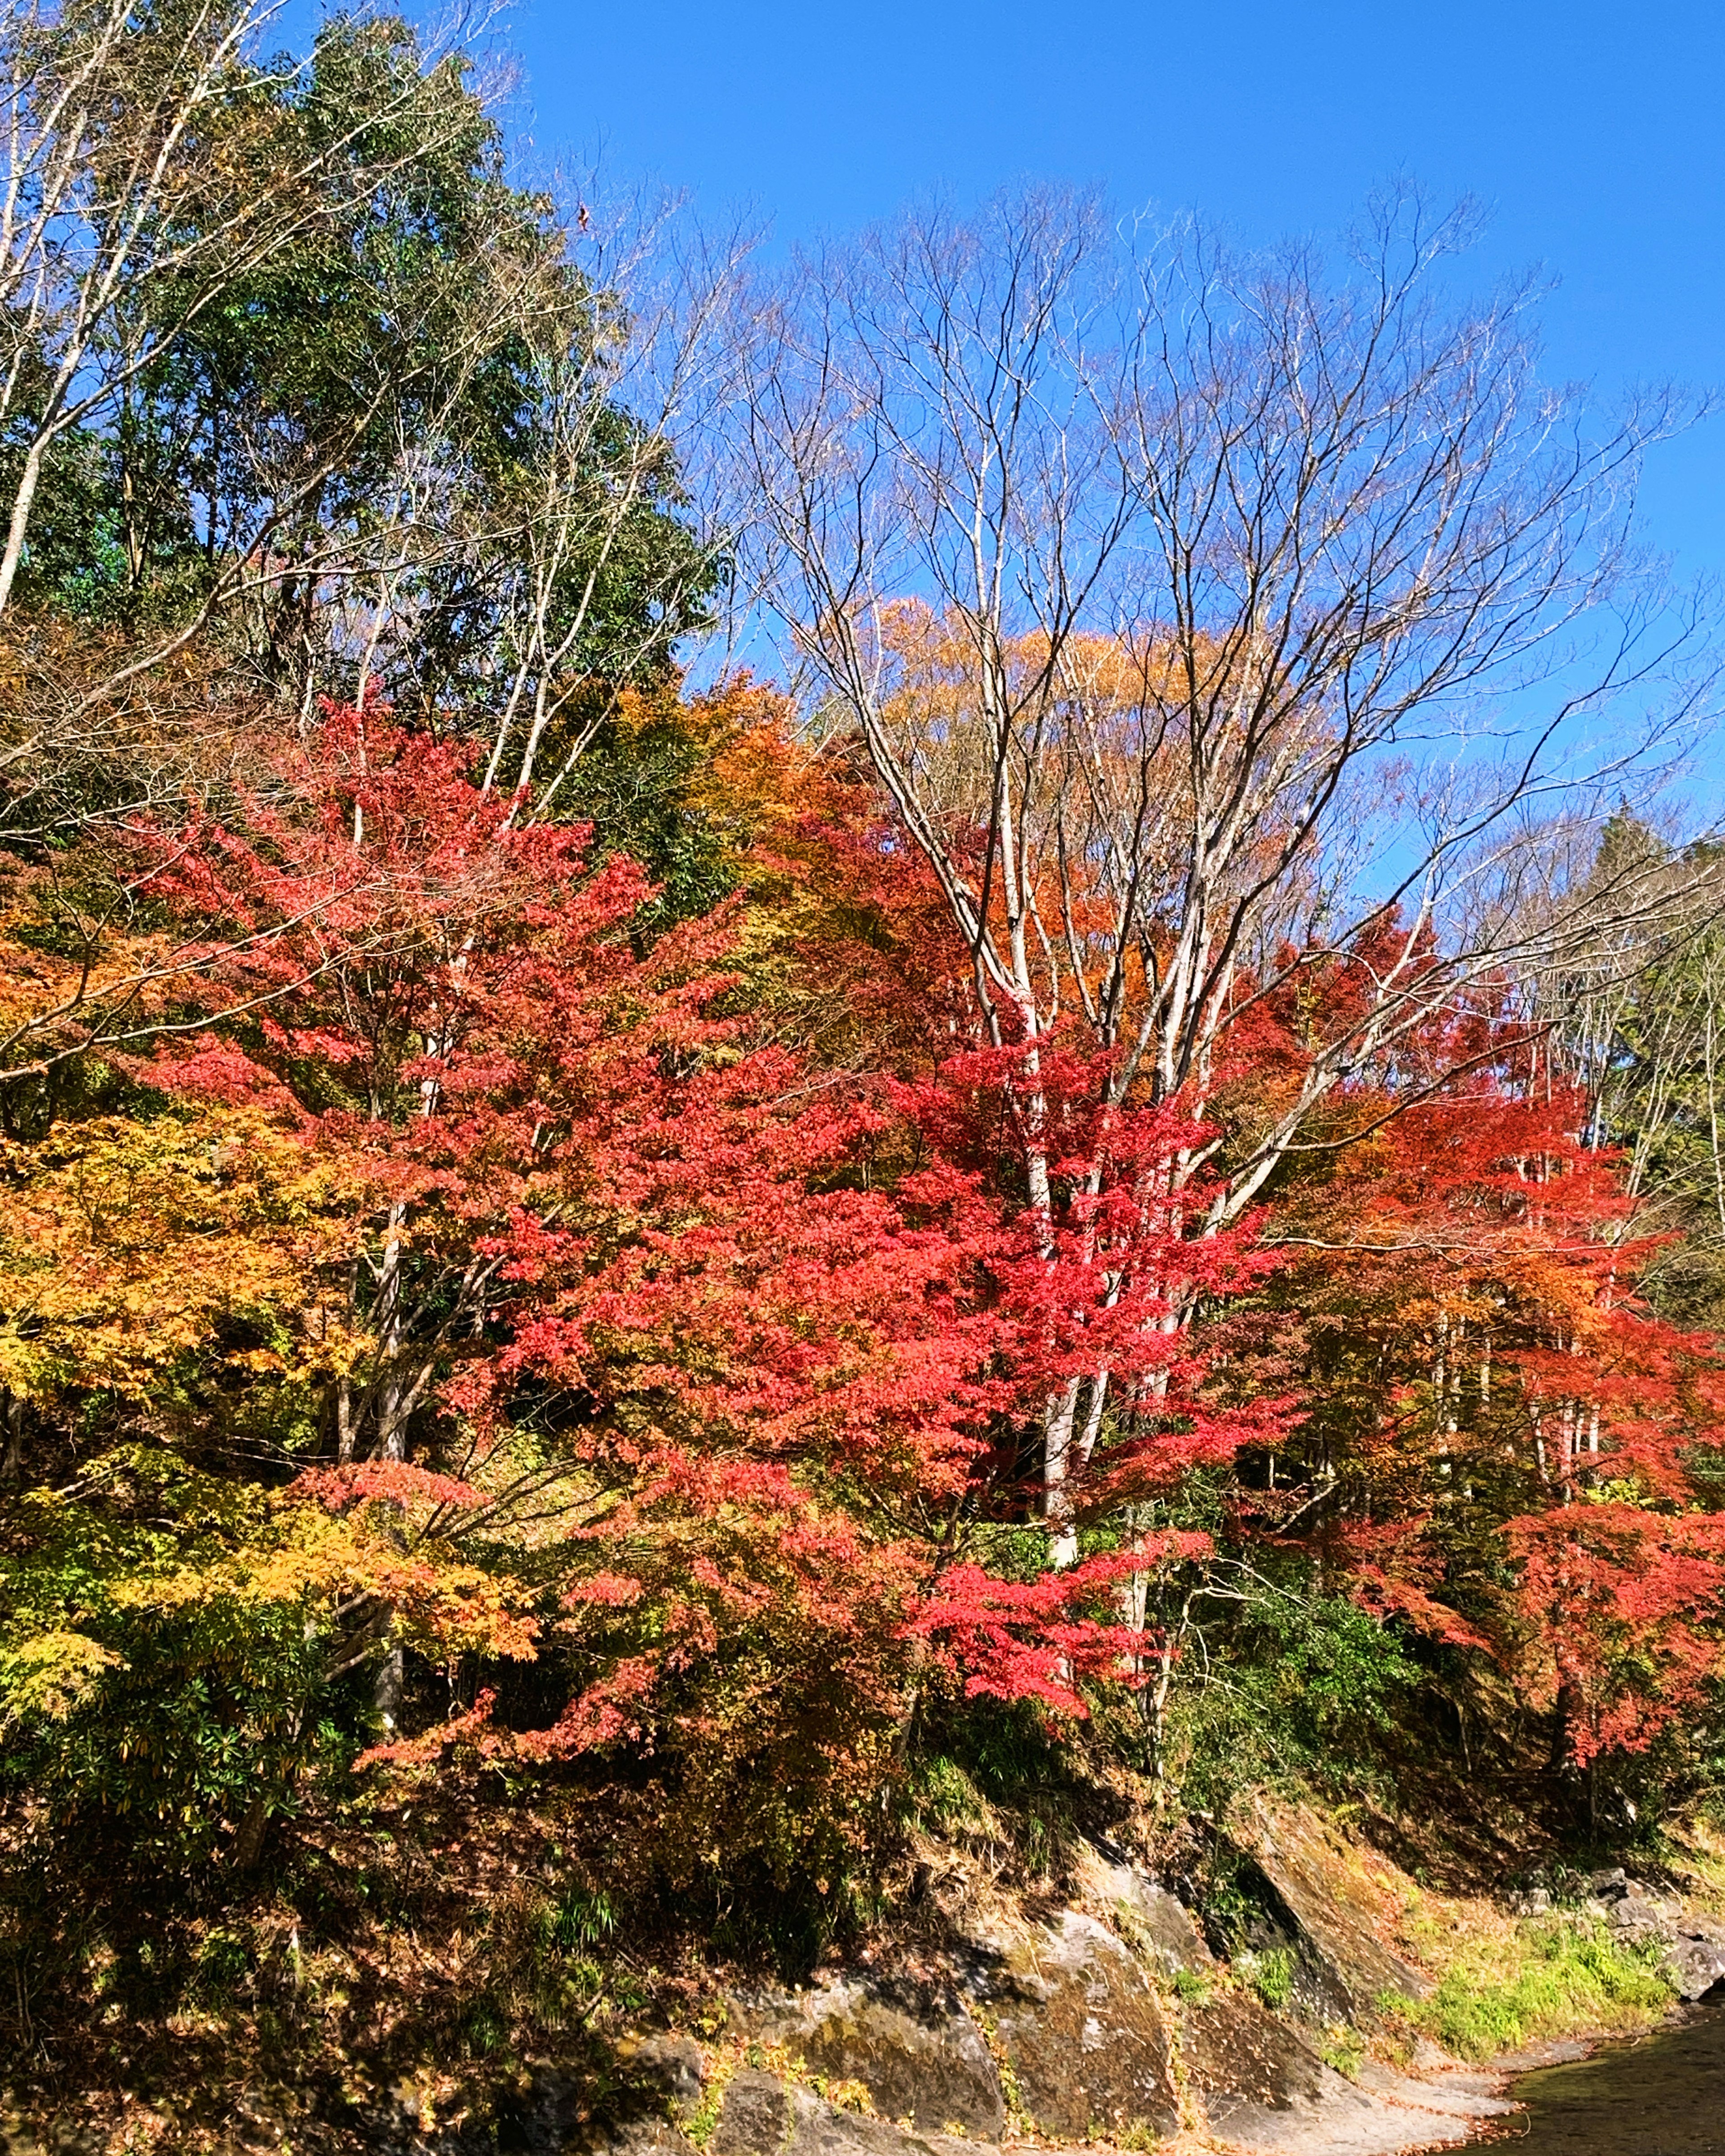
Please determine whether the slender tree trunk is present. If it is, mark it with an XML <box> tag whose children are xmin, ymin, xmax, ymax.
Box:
<box><xmin>0</xmin><ymin>1389</ymin><xmax>22</xmax><ymax>1483</ymax></box>
<box><xmin>232</xmin><ymin>1789</ymin><xmax>271</xmax><ymax>1871</ymax></box>
<box><xmin>374</xmin><ymin>1635</ymin><xmax>404</xmax><ymax>1732</ymax></box>
<box><xmin>1043</xmin><ymin>1372</ymin><xmax>1083</xmax><ymax>1569</ymax></box>
<box><xmin>0</xmin><ymin>437</ymin><xmax>44</xmax><ymax>613</ymax></box>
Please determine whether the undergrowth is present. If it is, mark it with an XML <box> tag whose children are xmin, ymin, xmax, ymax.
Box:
<box><xmin>1402</xmin><ymin>1917</ymin><xmax>1674</xmax><ymax>2059</ymax></box>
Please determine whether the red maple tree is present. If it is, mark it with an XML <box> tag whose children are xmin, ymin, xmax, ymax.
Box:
<box><xmin>122</xmin><ymin>703</ymin><xmax>1276</xmax><ymax>1793</ymax></box>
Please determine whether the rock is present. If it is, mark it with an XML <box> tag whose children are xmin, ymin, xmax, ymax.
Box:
<box><xmin>712</xmin><ymin>2071</ymin><xmax>793</xmax><ymax>2156</ymax></box>
<box><xmin>1585</xmin><ymin>1867</ymin><xmax>1629</xmax><ymax>1899</ymax></box>
<box><xmin>782</xmin><ymin>2087</ymin><xmax>945</xmax><ymax>2156</ymax></box>
<box><xmin>1179</xmin><ymin>1985</ymin><xmax>1330</xmax><ymax>2127</ymax></box>
<box><xmin>1079</xmin><ymin>1839</ymin><xmax>1216</xmax><ymax>1979</ymax></box>
<box><xmin>1234</xmin><ymin>1801</ymin><xmax>1425</xmax><ymax>2022</ymax></box>
<box><xmin>620</xmin><ymin>2034</ymin><xmax>707</xmax><ymax>2108</ymax></box>
<box><xmin>1664</xmin><ymin>1917</ymin><xmax>1725</xmax><ymax>2002</ymax></box>
<box><xmin>956</xmin><ymin>1910</ymin><xmax>1178</xmax><ymax>2139</ymax></box>
<box><xmin>726</xmin><ymin>1976</ymin><xmax>1004</xmax><ymax>2136</ymax></box>
<box><xmin>1513</xmin><ymin>1887</ymin><xmax>1552</xmax><ymax>1915</ymax></box>
<box><xmin>1125</xmin><ymin>1882</ymin><xmax>1213</xmax><ymax>1977</ymax></box>
<box><xmin>1605</xmin><ymin>1892</ymin><xmax>1676</xmax><ymax>1949</ymax></box>
<box><xmin>728</xmin><ymin>1878</ymin><xmax>1189</xmax><ymax>2144</ymax></box>
<box><xmin>586</xmin><ymin>2121</ymin><xmax>700</xmax><ymax>2156</ymax></box>
<box><xmin>713</xmin><ymin>2076</ymin><xmax>949</xmax><ymax>2156</ymax></box>
<box><xmin>1183</xmin><ymin>2020</ymin><xmax>1513</xmax><ymax>2152</ymax></box>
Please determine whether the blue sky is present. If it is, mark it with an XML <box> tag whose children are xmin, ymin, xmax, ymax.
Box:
<box><xmin>506</xmin><ymin>0</ymin><xmax>1725</xmax><ymax>583</ymax></box>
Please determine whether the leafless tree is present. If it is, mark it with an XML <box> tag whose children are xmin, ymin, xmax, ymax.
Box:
<box><xmin>466</xmin><ymin>188</ymin><xmax>752</xmax><ymax>819</ymax></box>
<box><xmin>737</xmin><ymin>185</ymin><xmax>1720</xmax><ymax>1555</ymax></box>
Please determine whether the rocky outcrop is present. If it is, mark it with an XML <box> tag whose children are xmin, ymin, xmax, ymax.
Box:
<box><xmin>710</xmin><ymin>2071</ymin><xmax>794</xmax><ymax>2156</ymax></box>
<box><xmin>955</xmin><ymin>1910</ymin><xmax>1179</xmax><ymax>2140</ymax></box>
<box><xmin>1230</xmin><ymin>1800</ymin><xmax>1426</xmax><ymax>2025</ymax></box>
<box><xmin>710</xmin><ymin>2073</ymin><xmax>971</xmax><ymax>2156</ymax></box>
<box><xmin>730</xmin><ymin>1907</ymin><xmax>1185</xmax><ymax>2144</ymax></box>
<box><xmin>1079</xmin><ymin>1839</ymin><xmax>1218</xmax><ymax>1981</ymax></box>
<box><xmin>673</xmin><ymin>1947</ymin><xmax>1508</xmax><ymax>2156</ymax></box>
<box><xmin>260</xmin><ymin>1815</ymin><xmax>1724</xmax><ymax>2156</ymax></box>
<box><xmin>1079</xmin><ymin>1837</ymin><xmax>1367</xmax><ymax>2141</ymax></box>
<box><xmin>620</xmin><ymin>2035</ymin><xmax>709</xmax><ymax>2110</ymax></box>
<box><xmin>1207</xmin><ymin>2055</ymin><xmax>1514</xmax><ymax>2156</ymax></box>
<box><xmin>726</xmin><ymin>1977</ymin><xmax>1004</xmax><ymax>2135</ymax></box>
<box><xmin>1583</xmin><ymin>1869</ymin><xmax>1725</xmax><ymax>2002</ymax></box>
<box><xmin>1180</xmin><ymin>1986</ymin><xmax>1331</xmax><ymax>2128</ymax></box>
<box><xmin>704</xmin><ymin>1822</ymin><xmax>1500</xmax><ymax>2156</ymax></box>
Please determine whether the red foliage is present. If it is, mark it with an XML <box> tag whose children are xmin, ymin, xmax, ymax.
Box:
<box><xmin>897</xmin><ymin>1033</ymin><xmax>1289</xmax><ymax>1511</ymax></box>
<box><xmin>125</xmin><ymin>705</ymin><xmax>1278</xmax><ymax>1771</ymax></box>
<box><xmin>1266</xmin><ymin>1049</ymin><xmax>1725</xmax><ymax>1765</ymax></box>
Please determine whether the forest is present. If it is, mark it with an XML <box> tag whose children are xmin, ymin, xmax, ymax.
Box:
<box><xmin>4</xmin><ymin>0</ymin><xmax>1725</xmax><ymax>2142</ymax></box>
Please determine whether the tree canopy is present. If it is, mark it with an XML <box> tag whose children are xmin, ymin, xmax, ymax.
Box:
<box><xmin>0</xmin><ymin>16</ymin><xmax>1723</xmax><ymax>2130</ymax></box>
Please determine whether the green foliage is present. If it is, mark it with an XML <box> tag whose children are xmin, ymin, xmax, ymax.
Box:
<box><xmin>1412</xmin><ymin>1920</ymin><xmax>1673</xmax><ymax>2061</ymax></box>
<box><xmin>907</xmin><ymin>1696</ymin><xmax>1085</xmax><ymax>1882</ymax></box>
<box><xmin>904</xmin><ymin>1754</ymin><xmax>999</xmax><ymax>1840</ymax></box>
<box><xmin>192</xmin><ymin>1925</ymin><xmax>252</xmax><ymax>2003</ymax></box>
<box><xmin>0</xmin><ymin>1463</ymin><xmax>363</xmax><ymax>1873</ymax></box>
<box><xmin>555</xmin><ymin>687</ymin><xmax>739</xmax><ymax>933</ymax></box>
<box><xmin>1253</xmin><ymin>1593</ymin><xmax>1424</xmax><ymax>1738</ymax></box>
<box><xmin>1163</xmin><ymin>1574</ymin><xmax>1423</xmax><ymax>1810</ymax></box>
<box><xmin>10</xmin><ymin>438</ymin><xmax>137</xmax><ymax>619</ymax></box>
<box><xmin>1171</xmin><ymin>1967</ymin><xmax>1213</xmax><ymax>2007</ymax></box>
<box><xmin>1317</xmin><ymin>2023</ymin><xmax>1366</xmax><ymax>2079</ymax></box>
<box><xmin>10</xmin><ymin>10</ymin><xmax>717</xmax><ymax>722</ymax></box>
<box><xmin>1238</xmin><ymin>1944</ymin><xmax>1296</xmax><ymax>2011</ymax></box>
<box><xmin>459</xmin><ymin>1993</ymin><xmax>510</xmax><ymax>2058</ymax></box>
<box><xmin>542</xmin><ymin>1885</ymin><xmax>616</xmax><ymax>1958</ymax></box>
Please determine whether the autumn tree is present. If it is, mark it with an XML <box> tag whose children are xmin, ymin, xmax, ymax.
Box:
<box><xmin>1219</xmin><ymin>1019</ymin><xmax>1725</xmax><ymax>1800</ymax></box>
<box><xmin>0</xmin><ymin>695</ymin><xmax>1281</xmax><ymax>1881</ymax></box>
<box><xmin>737</xmin><ymin>184</ymin><xmax>1716</xmax><ymax>1555</ymax></box>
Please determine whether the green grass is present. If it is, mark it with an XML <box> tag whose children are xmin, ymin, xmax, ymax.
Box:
<box><xmin>1237</xmin><ymin>1945</ymin><xmax>1296</xmax><ymax>2011</ymax></box>
<box><xmin>1415</xmin><ymin>1919</ymin><xmax>1674</xmax><ymax>2061</ymax></box>
<box><xmin>1318</xmin><ymin>2024</ymin><xmax>1366</xmax><ymax>2080</ymax></box>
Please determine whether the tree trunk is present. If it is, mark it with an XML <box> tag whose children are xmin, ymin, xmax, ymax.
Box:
<box><xmin>232</xmin><ymin>1789</ymin><xmax>271</xmax><ymax>1871</ymax></box>
<box><xmin>0</xmin><ymin>1390</ymin><xmax>22</xmax><ymax>1484</ymax></box>
<box><xmin>0</xmin><ymin>437</ymin><xmax>44</xmax><ymax>614</ymax></box>
<box><xmin>374</xmin><ymin>1636</ymin><xmax>404</xmax><ymax>1732</ymax></box>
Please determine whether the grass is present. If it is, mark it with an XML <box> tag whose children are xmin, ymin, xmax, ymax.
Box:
<box><xmin>1170</xmin><ymin>1968</ymin><xmax>1213</xmax><ymax>2008</ymax></box>
<box><xmin>1235</xmin><ymin>1946</ymin><xmax>1296</xmax><ymax>2011</ymax></box>
<box><xmin>1317</xmin><ymin>2024</ymin><xmax>1366</xmax><ymax>2080</ymax></box>
<box><xmin>1408</xmin><ymin>1917</ymin><xmax>1674</xmax><ymax>2061</ymax></box>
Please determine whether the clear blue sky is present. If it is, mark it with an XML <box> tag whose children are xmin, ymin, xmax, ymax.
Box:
<box><xmin>506</xmin><ymin>0</ymin><xmax>1725</xmax><ymax>583</ymax></box>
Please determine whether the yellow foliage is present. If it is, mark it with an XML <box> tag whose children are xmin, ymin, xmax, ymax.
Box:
<box><xmin>0</xmin><ymin>1627</ymin><xmax>125</xmax><ymax>1724</ymax></box>
<box><xmin>0</xmin><ymin>1102</ymin><xmax>360</xmax><ymax>1401</ymax></box>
